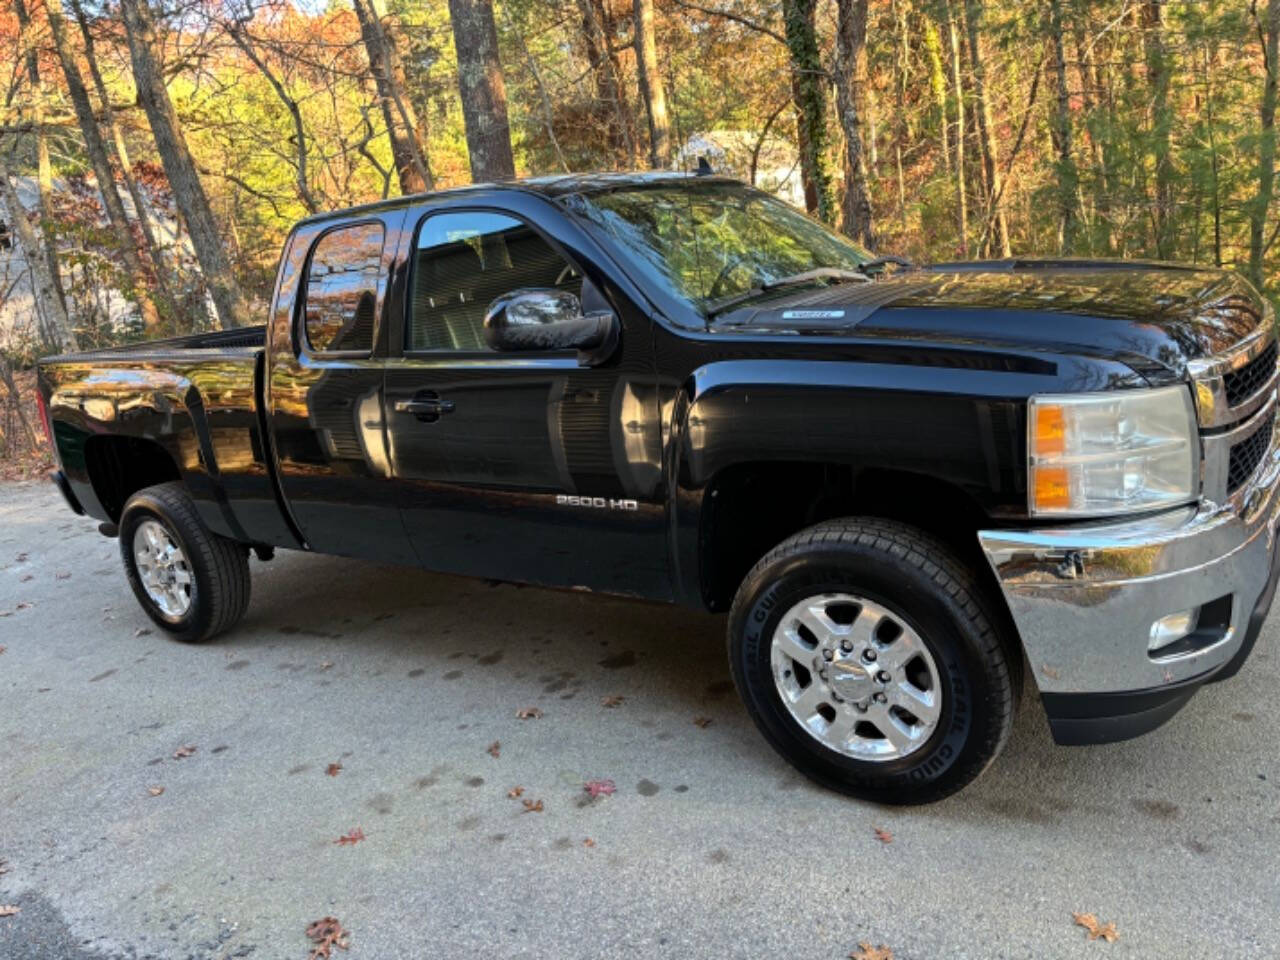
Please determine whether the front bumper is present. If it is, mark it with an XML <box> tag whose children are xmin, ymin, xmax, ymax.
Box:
<box><xmin>978</xmin><ymin>409</ymin><xmax>1280</xmax><ymax>744</ymax></box>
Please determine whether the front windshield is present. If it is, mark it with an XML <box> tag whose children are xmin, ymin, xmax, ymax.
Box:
<box><xmin>566</xmin><ymin>182</ymin><xmax>872</xmax><ymax>315</ymax></box>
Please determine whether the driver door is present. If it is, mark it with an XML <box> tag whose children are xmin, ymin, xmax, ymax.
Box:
<box><xmin>383</xmin><ymin>204</ymin><xmax>668</xmax><ymax>597</ymax></box>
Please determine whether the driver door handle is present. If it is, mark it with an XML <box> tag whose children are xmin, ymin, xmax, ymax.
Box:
<box><xmin>395</xmin><ymin>391</ymin><xmax>455</xmax><ymax>422</ymax></box>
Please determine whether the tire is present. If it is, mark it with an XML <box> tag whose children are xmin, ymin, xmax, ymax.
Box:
<box><xmin>727</xmin><ymin>517</ymin><xmax>1018</xmax><ymax>805</ymax></box>
<box><xmin>119</xmin><ymin>482</ymin><xmax>251</xmax><ymax>643</ymax></box>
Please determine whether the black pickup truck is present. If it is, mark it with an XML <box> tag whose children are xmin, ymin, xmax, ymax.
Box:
<box><xmin>37</xmin><ymin>173</ymin><xmax>1280</xmax><ymax>803</ymax></box>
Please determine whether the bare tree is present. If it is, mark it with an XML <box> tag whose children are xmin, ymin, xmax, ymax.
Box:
<box><xmin>835</xmin><ymin>0</ymin><xmax>873</xmax><ymax>245</ymax></box>
<box><xmin>352</xmin><ymin>0</ymin><xmax>432</xmax><ymax>194</ymax></box>
<box><xmin>12</xmin><ymin>0</ymin><xmax>69</xmax><ymax>321</ymax></box>
<box><xmin>0</xmin><ymin>154</ymin><xmax>77</xmax><ymax>352</ymax></box>
<box><xmin>47</xmin><ymin>0</ymin><xmax>162</xmax><ymax>333</ymax></box>
<box><xmin>69</xmin><ymin>0</ymin><xmax>173</xmax><ymax>297</ymax></box>
<box><xmin>119</xmin><ymin>0</ymin><xmax>248</xmax><ymax>329</ymax></box>
<box><xmin>634</xmin><ymin>0</ymin><xmax>671</xmax><ymax>169</ymax></box>
<box><xmin>1141</xmin><ymin>0</ymin><xmax>1174</xmax><ymax>259</ymax></box>
<box><xmin>963</xmin><ymin>0</ymin><xmax>1010</xmax><ymax>256</ymax></box>
<box><xmin>1047</xmin><ymin>0</ymin><xmax>1077</xmax><ymax>253</ymax></box>
<box><xmin>448</xmin><ymin>0</ymin><xmax>516</xmax><ymax>182</ymax></box>
<box><xmin>225</xmin><ymin>13</ymin><xmax>319</xmax><ymax>213</ymax></box>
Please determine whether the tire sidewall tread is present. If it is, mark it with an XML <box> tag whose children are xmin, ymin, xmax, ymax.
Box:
<box><xmin>119</xmin><ymin>482</ymin><xmax>250</xmax><ymax>643</ymax></box>
<box><xmin>728</xmin><ymin>517</ymin><xmax>1016</xmax><ymax>805</ymax></box>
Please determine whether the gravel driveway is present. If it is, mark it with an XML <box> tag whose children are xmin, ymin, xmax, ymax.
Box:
<box><xmin>1</xmin><ymin>480</ymin><xmax>1277</xmax><ymax>959</ymax></box>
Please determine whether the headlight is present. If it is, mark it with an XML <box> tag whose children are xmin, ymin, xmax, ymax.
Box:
<box><xmin>1028</xmin><ymin>385</ymin><xmax>1199</xmax><ymax>517</ymax></box>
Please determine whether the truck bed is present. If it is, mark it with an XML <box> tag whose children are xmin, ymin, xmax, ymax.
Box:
<box><xmin>36</xmin><ymin>324</ymin><xmax>294</xmax><ymax>548</ymax></box>
<box><xmin>41</xmin><ymin>325</ymin><xmax>266</xmax><ymax>364</ymax></box>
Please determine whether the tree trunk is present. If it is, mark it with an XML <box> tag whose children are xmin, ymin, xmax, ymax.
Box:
<box><xmin>47</xmin><ymin>0</ymin><xmax>162</xmax><ymax>334</ymax></box>
<box><xmin>448</xmin><ymin>0</ymin><xmax>516</xmax><ymax>182</ymax></box>
<box><xmin>0</xmin><ymin>157</ymin><xmax>77</xmax><ymax>352</ymax></box>
<box><xmin>1250</xmin><ymin>0</ymin><xmax>1280</xmax><ymax>288</ymax></box>
<box><xmin>925</xmin><ymin>18</ymin><xmax>951</xmax><ymax>177</ymax></box>
<box><xmin>577</xmin><ymin>0</ymin><xmax>637</xmax><ymax>164</ymax></box>
<box><xmin>634</xmin><ymin>0</ymin><xmax>671</xmax><ymax>169</ymax></box>
<box><xmin>352</xmin><ymin>0</ymin><xmax>432</xmax><ymax>194</ymax></box>
<box><xmin>963</xmin><ymin>0</ymin><xmax>1010</xmax><ymax>256</ymax></box>
<box><xmin>782</xmin><ymin>0</ymin><xmax>834</xmax><ymax>222</ymax></box>
<box><xmin>13</xmin><ymin>0</ymin><xmax>69</xmax><ymax>322</ymax></box>
<box><xmin>119</xmin><ymin>0</ymin><xmax>248</xmax><ymax>329</ymax></box>
<box><xmin>835</xmin><ymin>0</ymin><xmax>873</xmax><ymax>245</ymax></box>
<box><xmin>1047</xmin><ymin>0</ymin><xmax>1077</xmax><ymax>253</ymax></box>
<box><xmin>1071</xmin><ymin>7</ymin><xmax>1113</xmax><ymax>253</ymax></box>
<box><xmin>945</xmin><ymin>0</ymin><xmax>968</xmax><ymax>256</ymax></box>
<box><xmin>70</xmin><ymin>0</ymin><xmax>173</xmax><ymax>299</ymax></box>
<box><xmin>1141</xmin><ymin>0</ymin><xmax>1174</xmax><ymax>259</ymax></box>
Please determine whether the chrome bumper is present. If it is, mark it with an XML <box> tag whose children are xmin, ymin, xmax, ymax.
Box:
<box><xmin>978</xmin><ymin>409</ymin><xmax>1280</xmax><ymax>697</ymax></box>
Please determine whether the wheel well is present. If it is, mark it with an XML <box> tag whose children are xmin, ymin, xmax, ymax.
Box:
<box><xmin>700</xmin><ymin>463</ymin><xmax>999</xmax><ymax>612</ymax></box>
<box><xmin>84</xmin><ymin>435</ymin><xmax>182</xmax><ymax>522</ymax></box>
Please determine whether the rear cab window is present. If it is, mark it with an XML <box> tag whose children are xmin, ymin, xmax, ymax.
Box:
<box><xmin>302</xmin><ymin>221</ymin><xmax>385</xmax><ymax>354</ymax></box>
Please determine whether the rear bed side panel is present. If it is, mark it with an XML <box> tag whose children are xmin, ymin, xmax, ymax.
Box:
<box><xmin>38</xmin><ymin>348</ymin><xmax>297</xmax><ymax>548</ymax></box>
<box><xmin>661</xmin><ymin>350</ymin><xmax>1148</xmax><ymax>610</ymax></box>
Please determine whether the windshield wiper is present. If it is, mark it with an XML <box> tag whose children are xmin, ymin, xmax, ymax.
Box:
<box><xmin>705</xmin><ymin>267</ymin><xmax>871</xmax><ymax>318</ymax></box>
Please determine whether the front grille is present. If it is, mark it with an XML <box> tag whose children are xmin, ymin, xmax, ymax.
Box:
<box><xmin>1223</xmin><ymin>340</ymin><xmax>1277</xmax><ymax>407</ymax></box>
<box><xmin>1227</xmin><ymin>408</ymin><xmax>1275</xmax><ymax>494</ymax></box>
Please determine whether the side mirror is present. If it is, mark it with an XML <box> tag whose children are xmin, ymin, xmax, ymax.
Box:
<box><xmin>484</xmin><ymin>288</ymin><xmax>619</xmax><ymax>365</ymax></box>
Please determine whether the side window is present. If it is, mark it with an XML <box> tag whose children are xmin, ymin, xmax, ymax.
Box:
<box><xmin>408</xmin><ymin>211</ymin><xmax>582</xmax><ymax>352</ymax></box>
<box><xmin>303</xmin><ymin>222</ymin><xmax>384</xmax><ymax>353</ymax></box>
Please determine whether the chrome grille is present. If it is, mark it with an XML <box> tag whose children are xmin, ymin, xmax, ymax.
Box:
<box><xmin>1227</xmin><ymin>408</ymin><xmax>1275</xmax><ymax>494</ymax></box>
<box><xmin>1223</xmin><ymin>340</ymin><xmax>1277</xmax><ymax>408</ymax></box>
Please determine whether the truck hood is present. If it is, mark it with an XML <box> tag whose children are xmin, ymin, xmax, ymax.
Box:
<box><xmin>712</xmin><ymin>260</ymin><xmax>1271</xmax><ymax>377</ymax></box>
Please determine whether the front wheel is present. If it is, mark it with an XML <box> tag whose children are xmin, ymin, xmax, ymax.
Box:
<box><xmin>727</xmin><ymin>518</ymin><xmax>1018</xmax><ymax>804</ymax></box>
<box><xmin>120</xmin><ymin>482</ymin><xmax>251</xmax><ymax>643</ymax></box>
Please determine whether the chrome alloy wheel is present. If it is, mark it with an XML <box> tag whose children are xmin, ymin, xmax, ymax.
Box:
<box><xmin>770</xmin><ymin>593</ymin><xmax>942</xmax><ymax>760</ymax></box>
<box><xmin>133</xmin><ymin>519</ymin><xmax>193</xmax><ymax>619</ymax></box>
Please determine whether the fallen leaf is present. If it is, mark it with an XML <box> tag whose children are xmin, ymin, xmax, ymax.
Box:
<box><xmin>334</xmin><ymin>827</ymin><xmax>365</xmax><ymax>846</ymax></box>
<box><xmin>849</xmin><ymin>943</ymin><xmax>893</xmax><ymax>960</ymax></box>
<box><xmin>147</xmin><ymin>786</ymin><xmax>165</xmax><ymax>797</ymax></box>
<box><xmin>873</xmin><ymin>827</ymin><xmax>893</xmax><ymax>844</ymax></box>
<box><xmin>0</xmin><ymin>646</ymin><xmax>6</xmax><ymax>655</ymax></box>
<box><xmin>693</xmin><ymin>716</ymin><xmax>713</xmax><ymax>728</ymax></box>
<box><xmin>600</xmin><ymin>695</ymin><xmax>625</xmax><ymax>708</ymax></box>
<box><xmin>516</xmin><ymin>706</ymin><xmax>543</xmax><ymax>719</ymax></box>
<box><xmin>305</xmin><ymin>915</ymin><xmax>350</xmax><ymax>958</ymax></box>
<box><xmin>0</xmin><ymin>905</ymin><xmax>19</xmax><ymax>918</ymax></box>
<box><xmin>522</xmin><ymin>798</ymin><xmax>544</xmax><ymax>813</ymax></box>
<box><xmin>16</xmin><ymin>602</ymin><xmax>30</xmax><ymax>611</ymax></box>
<box><xmin>172</xmin><ymin>745</ymin><xmax>196</xmax><ymax>759</ymax></box>
<box><xmin>1073</xmin><ymin>912</ymin><xmax>1119</xmax><ymax>943</ymax></box>
<box><xmin>320</xmin><ymin>660</ymin><xmax>334</xmax><ymax>670</ymax></box>
<box><xmin>56</xmin><ymin>571</ymin><xmax>71</xmax><ymax>580</ymax></box>
<box><xmin>325</xmin><ymin>763</ymin><xmax>342</xmax><ymax>777</ymax></box>
<box><xmin>15</xmin><ymin>552</ymin><xmax>27</xmax><ymax>562</ymax></box>
<box><xmin>134</xmin><ymin>627</ymin><xmax>152</xmax><ymax>637</ymax></box>
<box><xmin>0</xmin><ymin>859</ymin><xmax>9</xmax><ymax>875</ymax></box>
<box><xmin>19</xmin><ymin>574</ymin><xmax>32</xmax><ymax>582</ymax></box>
<box><xmin>507</xmin><ymin>786</ymin><xmax>524</xmax><ymax>798</ymax></box>
<box><xmin>583</xmin><ymin>837</ymin><xmax>595</xmax><ymax>847</ymax></box>
<box><xmin>487</xmin><ymin>740</ymin><xmax>501</xmax><ymax>759</ymax></box>
<box><xmin>584</xmin><ymin>779</ymin><xmax>616</xmax><ymax>798</ymax></box>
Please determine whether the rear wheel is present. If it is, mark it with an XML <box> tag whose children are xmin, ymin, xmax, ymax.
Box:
<box><xmin>120</xmin><ymin>482</ymin><xmax>250</xmax><ymax>643</ymax></box>
<box><xmin>728</xmin><ymin>518</ymin><xmax>1017</xmax><ymax>804</ymax></box>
